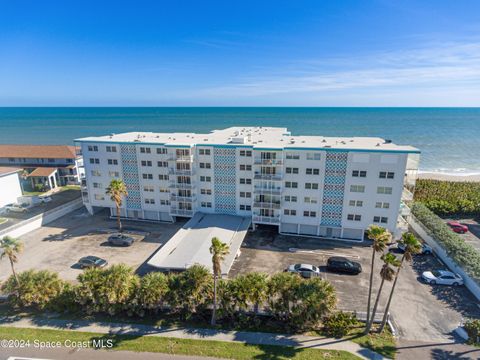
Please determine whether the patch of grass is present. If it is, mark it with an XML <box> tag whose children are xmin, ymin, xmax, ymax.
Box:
<box><xmin>22</xmin><ymin>185</ymin><xmax>81</xmax><ymax>196</ymax></box>
<box><xmin>0</xmin><ymin>217</ymin><xmax>8</xmax><ymax>225</ymax></box>
<box><xmin>0</xmin><ymin>326</ymin><xmax>360</xmax><ymax>360</ymax></box>
<box><xmin>348</xmin><ymin>325</ymin><xmax>396</xmax><ymax>359</ymax></box>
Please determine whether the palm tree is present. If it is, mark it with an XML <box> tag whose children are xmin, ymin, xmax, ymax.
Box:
<box><xmin>0</xmin><ymin>236</ymin><xmax>24</xmax><ymax>285</ymax></box>
<box><xmin>365</xmin><ymin>252</ymin><xmax>400</xmax><ymax>333</ymax></box>
<box><xmin>106</xmin><ymin>179</ymin><xmax>128</xmax><ymax>231</ymax></box>
<box><xmin>364</xmin><ymin>225</ymin><xmax>392</xmax><ymax>334</ymax></box>
<box><xmin>209</xmin><ymin>237</ymin><xmax>229</xmax><ymax>326</ymax></box>
<box><xmin>378</xmin><ymin>232</ymin><xmax>422</xmax><ymax>333</ymax></box>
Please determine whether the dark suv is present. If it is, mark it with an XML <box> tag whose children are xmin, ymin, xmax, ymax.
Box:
<box><xmin>327</xmin><ymin>256</ymin><xmax>362</xmax><ymax>275</ymax></box>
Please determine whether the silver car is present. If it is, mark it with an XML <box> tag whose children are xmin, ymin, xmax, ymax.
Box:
<box><xmin>422</xmin><ymin>270</ymin><xmax>464</xmax><ymax>286</ymax></box>
<box><xmin>286</xmin><ymin>263</ymin><xmax>321</xmax><ymax>278</ymax></box>
<box><xmin>4</xmin><ymin>203</ymin><xmax>29</xmax><ymax>213</ymax></box>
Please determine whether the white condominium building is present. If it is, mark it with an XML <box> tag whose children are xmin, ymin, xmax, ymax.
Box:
<box><xmin>76</xmin><ymin>127</ymin><xmax>419</xmax><ymax>241</ymax></box>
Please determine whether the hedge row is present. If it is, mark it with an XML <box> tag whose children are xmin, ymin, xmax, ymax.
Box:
<box><xmin>411</xmin><ymin>202</ymin><xmax>480</xmax><ymax>282</ymax></box>
<box><xmin>414</xmin><ymin>179</ymin><xmax>480</xmax><ymax>216</ymax></box>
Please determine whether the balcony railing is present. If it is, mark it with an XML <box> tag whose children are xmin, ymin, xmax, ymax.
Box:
<box><xmin>168</xmin><ymin>168</ymin><xmax>195</xmax><ymax>176</ymax></box>
<box><xmin>253</xmin><ymin>202</ymin><xmax>281</xmax><ymax>209</ymax></box>
<box><xmin>168</xmin><ymin>182</ymin><xmax>195</xmax><ymax>190</ymax></box>
<box><xmin>254</xmin><ymin>158</ymin><xmax>283</xmax><ymax>165</ymax></box>
<box><xmin>252</xmin><ymin>215</ymin><xmax>280</xmax><ymax>224</ymax></box>
<box><xmin>402</xmin><ymin>187</ymin><xmax>414</xmax><ymax>201</ymax></box>
<box><xmin>253</xmin><ymin>186</ymin><xmax>282</xmax><ymax>195</ymax></box>
<box><xmin>168</xmin><ymin>155</ymin><xmax>194</xmax><ymax>162</ymax></box>
<box><xmin>254</xmin><ymin>173</ymin><xmax>283</xmax><ymax>181</ymax></box>
<box><xmin>170</xmin><ymin>194</ymin><xmax>197</xmax><ymax>202</ymax></box>
<box><xmin>170</xmin><ymin>208</ymin><xmax>194</xmax><ymax>217</ymax></box>
<box><xmin>400</xmin><ymin>202</ymin><xmax>411</xmax><ymax>216</ymax></box>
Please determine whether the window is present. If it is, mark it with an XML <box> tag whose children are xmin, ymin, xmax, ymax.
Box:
<box><xmin>8</xmin><ymin>157</ymin><xmax>15</xmax><ymax>162</ymax></box>
<box><xmin>305</xmin><ymin>183</ymin><xmax>319</xmax><ymax>190</ymax></box>
<box><xmin>352</xmin><ymin>170</ymin><xmax>367</xmax><ymax>177</ymax></box>
<box><xmin>306</xmin><ymin>168</ymin><xmax>320</xmax><ymax>175</ymax></box>
<box><xmin>285</xmin><ymin>153</ymin><xmax>300</xmax><ymax>160</ymax></box>
<box><xmin>347</xmin><ymin>214</ymin><xmax>362</xmax><ymax>221</ymax></box>
<box><xmin>156</xmin><ymin>148</ymin><xmax>167</xmax><ymax>154</ymax></box>
<box><xmin>285</xmin><ymin>181</ymin><xmax>298</xmax><ymax>188</ymax></box>
<box><xmin>199</xmin><ymin>162</ymin><xmax>211</xmax><ymax>169</ymax></box>
<box><xmin>160</xmin><ymin>199</ymin><xmax>170</xmax><ymax>205</ymax></box>
<box><xmin>141</xmin><ymin>160</ymin><xmax>152</xmax><ymax>167</ymax></box>
<box><xmin>375</xmin><ymin>202</ymin><xmax>390</xmax><ymax>209</ymax></box>
<box><xmin>157</xmin><ymin>161</ymin><xmax>168</xmax><ymax>167</ymax></box>
<box><xmin>88</xmin><ymin>145</ymin><xmax>98</xmax><ymax>152</ymax></box>
<box><xmin>200</xmin><ymin>176</ymin><xmax>211</xmax><ymax>182</ymax></box>
<box><xmin>240</xmin><ymin>192</ymin><xmax>252</xmax><ymax>198</ymax></box>
<box><xmin>373</xmin><ymin>216</ymin><xmax>388</xmax><ymax>224</ymax></box>
<box><xmin>201</xmin><ymin>202</ymin><xmax>212</xmax><ymax>208</ymax></box>
<box><xmin>140</xmin><ymin>147</ymin><xmax>151</xmax><ymax>154</ymax></box>
<box><xmin>303</xmin><ymin>211</ymin><xmax>316</xmax><ymax>217</ymax></box>
<box><xmin>304</xmin><ymin>197</ymin><xmax>317</xmax><ymax>204</ymax></box>
<box><xmin>286</xmin><ymin>167</ymin><xmax>299</xmax><ymax>174</ymax></box>
<box><xmin>94</xmin><ymin>194</ymin><xmax>104</xmax><ymax>201</ymax></box>
<box><xmin>349</xmin><ymin>200</ymin><xmax>363</xmax><ymax>207</ymax></box>
<box><xmin>239</xmin><ymin>164</ymin><xmax>252</xmax><ymax>171</ymax></box>
<box><xmin>106</xmin><ymin>146</ymin><xmax>116</xmax><ymax>152</ymax></box>
<box><xmin>306</xmin><ymin>153</ymin><xmax>321</xmax><ymax>160</ymax></box>
<box><xmin>91</xmin><ymin>170</ymin><xmax>101</xmax><ymax>176</ymax></box>
<box><xmin>239</xmin><ymin>178</ymin><xmax>252</xmax><ymax>185</ymax></box>
<box><xmin>377</xmin><ymin>186</ymin><xmax>393</xmax><ymax>194</ymax></box>
<box><xmin>109</xmin><ymin>171</ymin><xmax>119</xmax><ymax>177</ymax></box>
<box><xmin>199</xmin><ymin>149</ymin><xmax>211</xmax><ymax>155</ymax></box>
<box><xmin>158</xmin><ymin>174</ymin><xmax>169</xmax><ymax>181</ymax></box>
<box><xmin>201</xmin><ymin>188</ymin><xmax>212</xmax><ymax>195</ymax></box>
<box><xmin>143</xmin><ymin>185</ymin><xmax>154</xmax><ymax>192</ymax></box>
<box><xmin>93</xmin><ymin>182</ymin><xmax>102</xmax><ymax>189</ymax></box>
<box><xmin>159</xmin><ymin>188</ymin><xmax>169</xmax><ymax>193</ymax></box>
<box><xmin>284</xmin><ymin>209</ymin><xmax>297</xmax><ymax>216</ymax></box>
<box><xmin>350</xmin><ymin>185</ymin><xmax>365</xmax><ymax>193</ymax></box>
<box><xmin>144</xmin><ymin>198</ymin><xmax>155</xmax><ymax>204</ymax></box>
<box><xmin>284</xmin><ymin>195</ymin><xmax>297</xmax><ymax>202</ymax></box>
<box><xmin>379</xmin><ymin>171</ymin><xmax>395</xmax><ymax>179</ymax></box>
<box><xmin>89</xmin><ymin>158</ymin><xmax>100</xmax><ymax>164</ymax></box>
<box><xmin>107</xmin><ymin>159</ymin><xmax>118</xmax><ymax>165</ymax></box>
<box><xmin>142</xmin><ymin>173</ymin><xmax>153</xmax><ymax>180</ymax></box>
<box><xmin>239</xmin><ymin>150</ymin><xmax>252</xmax><ymax>157</ymax></box>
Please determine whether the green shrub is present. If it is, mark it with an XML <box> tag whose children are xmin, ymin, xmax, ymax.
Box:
<box><xmin>464</xmin><ymin>318</ymin><xmax>480</xmax><ymax>345</ymax></box>
<box><xmin>132</xmin><ymin>272</ymin><xmax>169</xmax><ymax>316</ymax></box>
<box><xmin>1</xmin><ymin>270</ymin><xmax>67</xmax><ymax>310</ymax></box>
<box><xmin>411</xmin><ymin>202</ymin><xmax>480</xmax><ymax>281</ymax></box>
<box><xmin>414</xmin><ymin>179</ymin><xmax>480</xmax><ymax>216</ymax></box>
<box><xmin>323</xmin><ymin>311</ymin><xmax>357</xmax><ymax>338</ymax></box>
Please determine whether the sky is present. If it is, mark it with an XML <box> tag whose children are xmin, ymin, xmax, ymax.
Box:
<box><xmin>0</xmin><ymin>0</ymin><xmax>480</xmax><ymax>106</ymax></box>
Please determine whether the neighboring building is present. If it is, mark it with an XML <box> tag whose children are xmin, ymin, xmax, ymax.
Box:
<box><xmin>76</xmin><ymin>127</ymin><xmax>420</xmax><ymax>241</ymax></box>
<box><xmin>0</xmin><ymin>145</ymin><xmax>84</xmax><ymax>190</ymax></box>
<box><xmin>0</xmin><ymin>167</ymin><xmax>22</xmax><ymax>208</ymax></box>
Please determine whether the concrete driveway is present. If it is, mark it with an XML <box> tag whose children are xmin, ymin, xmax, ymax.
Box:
<box><xmin>230</xmin><ymin>225</ymin><xmax>480</xmax><ymax>343</ymax></box>
<box><xmin>0</xmin><ymin>208</ymin><xmax>183</xmax><ymax>282</ymax></box>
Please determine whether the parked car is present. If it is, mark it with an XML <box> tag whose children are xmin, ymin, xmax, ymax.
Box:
<box><xmin>286</xmin><ymin>263</ymin><xmax>321</xmax><ymax>278</ymax></box>
<box><xmin>38</xmin><ymin>195</ymin><xmax>52</xmax><ymax>203</ymax></box>
<box><xmin>78</xmin><ymin>256</ymin><xmax>108</xmax><ymax>269</ymax></box>
<box><xmin>447</xmin><ymin>221</ymin><xmax>468</xmax><ymax>234</ymax></box>
<box><xmin>422</xmin><ymin>270</ymin><xmax>464</xmax><ymax>286</ymax></box>
<box><xmin>398</xmin><ymin>242</ymin><xmax>432</xmax><ymax>255</ymax></box>
<box><xmin>326</xmin><ymin>256</ymin><xmax>362</xmax><ymax>274</ymax></box>
<box><xmin>108</xmin><ymin>233</ymin><xmax>134</xmax><ymax>246</ymax></box>
<box><xmin>4</xmin><ymin>203</ymin><xmax>29</xmax><ymax>213</ymax></box>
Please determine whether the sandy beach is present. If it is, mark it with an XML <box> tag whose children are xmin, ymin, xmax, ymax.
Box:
<box><xmin>418</xmin><ymin>172</ymin><xmax>480</xmax><ymax>182</ymax></box>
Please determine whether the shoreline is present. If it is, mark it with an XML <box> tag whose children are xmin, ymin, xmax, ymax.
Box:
<box><xmin>417</xmin><ymin>172</ymin><xmax>480</xmax><ymax>182</ymax></box>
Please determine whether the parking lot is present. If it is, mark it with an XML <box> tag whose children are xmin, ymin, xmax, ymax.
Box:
<box><xmin>0</xmin><ymin>208</ymin><xmax>184</xmax><ymax>282</ymax></box>
<box><xmin>445</xmin><ymin>218</ymin><xmax>480</xmax><ymax>251</ymax></box>
<box><xmin>229</xmin><ymin>225</ymin><xmax>480</xmax><ymax>342</ymax></box>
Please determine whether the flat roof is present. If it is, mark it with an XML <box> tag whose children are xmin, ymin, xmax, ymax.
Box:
<box><xmin>0</xmin><ymin>167</ymin><xmax>21</xmax><ymax>177</ymax></box>
<box><xmin>75</xmin><ymin>126</ymin><xmax>420</xmax><ymax>153</ymax></box>
<box><xmin>148</xmin><ymin>213</ymin><xmax>251</xmax><ymax>275</ymax></box>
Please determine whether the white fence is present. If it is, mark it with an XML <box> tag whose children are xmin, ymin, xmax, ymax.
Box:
<box><xmin>408</xmin><ymin>215</ymin><xmax>480</xmax><ymax>301</ymax></box>
<box><xmin>0</xmin><ymin>198</ymin><xmax>84</xmax><ymax>239</ymax></box>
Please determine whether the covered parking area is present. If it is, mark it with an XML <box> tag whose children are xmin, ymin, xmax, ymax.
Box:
<box><xmin>147</xmin><ymin>213</ymin><xmax>251</xmax><ymax>275</ymax></box>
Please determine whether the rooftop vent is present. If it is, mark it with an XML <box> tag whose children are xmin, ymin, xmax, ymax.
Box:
<box><xmin>376</xmin><ymin>143</ymin><xmax>381</xmax><ymax>147</ymax></box>
<box><xmin>384</xmin><ymin>139</ymin><xmax>392</xmax><ymax>144</ymax></box>
<box><xmin>322</xmin><ymin>139</ymin><xmax>327</xmax><ymax>143</ymax></box>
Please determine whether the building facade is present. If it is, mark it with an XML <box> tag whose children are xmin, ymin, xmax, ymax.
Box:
<box><xmin>0</xmin><ymin>167</ymin><xmax>22</xmax><ymax>208</ymax></box>
<box><xmin>0</xmin><ymin>145</ymin><xmax>84</xmax><ymax>189</ymax></box>
<box><xmin>76</xmin><ymin>127</ymin><xmax>419</xmax><ymax>240</ymax></box>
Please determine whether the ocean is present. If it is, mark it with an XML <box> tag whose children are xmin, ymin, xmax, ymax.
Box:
<box><xmin>0</xmin><ymin>107</ymin><xmax>479</xmax><ymax>175</ymax></box>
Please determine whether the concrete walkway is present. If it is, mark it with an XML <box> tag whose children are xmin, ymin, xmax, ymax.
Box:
<box><xmin>0</xmin><ymin>316</ymin><xmax>385</xmax><ymax>360</ymax></box>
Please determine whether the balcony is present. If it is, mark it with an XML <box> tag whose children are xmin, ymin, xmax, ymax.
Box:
<box><xmin>400</xmin><ymin>201</ymin><xmax>411</xmax><ymax>216</ymax></box>
<box><xmin>253</xmin><ymin>202</ymin><xmax>281</xmax><ymax>209</ymax></box>
<box><xmin>170</xmin><ymin>194</ymin><xmax>197</xmax><ymax>202</ymax></box>
<box><xmin>254</xmin><ymin>158</ymin><xmax>283</xmax><ymax>165</ymax></box>
<box><xmin>252</xmin><ymin>215</ymin><xmax>280</xmax><ymax>224</ymax></box>
<box><xmin>254</xmin><ymin>173</ymin><xmax>283</xmax><ymax>181</ymax></box>
<box><xmin>253</xmin><ymin>186</ymin><xmax>282</xmax><ymax>195</ymax></box>
<box><xmin>168</xmin><ymin>168</ymin><xmax>195</xmax><ymax>176</ymax></box>
<box><xmin>169</xmin><ymin>182</ymin><xmax>195</xmax><ymax>190</ymax></box>
<box><xmin>170</xmin><ymin>208</ymin><xmax>194</xmax><ymax>217</ymax></box>
<box><xmin>168</xmin><ymin>155</ymin><xmax>194</xmax><ymax>162</ymax></box>
<box><xmin>402</xmin><ymin>187</ymin><xmax>414</xmax><ymax>201</ymax></box>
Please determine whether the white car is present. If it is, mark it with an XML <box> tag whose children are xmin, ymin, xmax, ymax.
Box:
<box><xmin>4</xmin><ymin>203</ymin><xmax>29</xmax><ymax>213</ymax></box>
<box><xmin>286</xmin><ymin>263</ymin><xmax>321</xmax><ymax>278</ymax></box>
<box><xmin>39</xmin><ymin>195</ymin><xmax>52</xmax><ymax>203</ymax></box>
<box><xmin>422</xmin><ymin>270</ymin><xmax>464</xmax><ymax>286</ymax></box>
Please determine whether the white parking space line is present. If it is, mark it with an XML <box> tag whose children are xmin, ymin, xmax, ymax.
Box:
<box><xmin>288</xmin><ymin>248</ymin><xmax>360</xmax><ymax>259</ymax></box>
